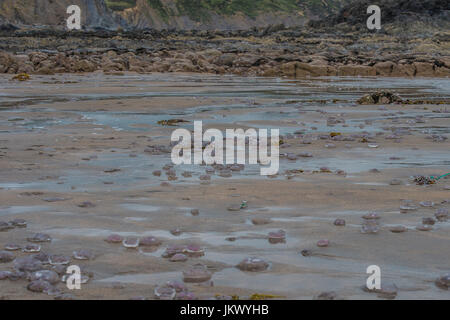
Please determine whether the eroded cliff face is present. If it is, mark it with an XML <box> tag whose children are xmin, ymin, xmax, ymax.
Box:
<box><xmin>0</xmin><ymin>0</ymin><xmax>122</xmax><ymax>29</ymax></box>
<box><xmin>116</xmin><ymin>0</ymin><xmax>307</xmax><ymax>30</ymax></box>
<box><xmin>0</xmin><ymin>0</ymin><xmax>345</xmax><ymax>30</ymax></box>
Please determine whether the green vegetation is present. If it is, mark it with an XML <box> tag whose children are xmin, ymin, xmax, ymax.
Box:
<box><xmin>105</xmin><ymin>0</ymin><xmax>137</xmax><ymax>11</ymax></box>
<box><xmin>146</xmin><ymin>0</ymin><xmax>171</xmax><ymax>21</ymax></box>
<box><xmin>175</xmin><ymin>0</ymin><xmax>300</xmax><ymax>21</ymax></box>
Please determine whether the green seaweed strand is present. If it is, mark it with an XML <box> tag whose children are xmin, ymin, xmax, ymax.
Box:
<box><xmin>430</xmin><ymin>172</ymin><xmax>450</xmax><ymax>181</ymax></box>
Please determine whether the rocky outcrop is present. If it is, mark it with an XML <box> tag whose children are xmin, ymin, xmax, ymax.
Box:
<box><xmin>357</xmin><ymin>91</ymin><xmax>403</xmax><ymax>105</ymax></box>
<box><xmin>0</xmin><ymin>0</ymin><xmax>448</xmax><ymax>79</ymax></box>
<box><xmin>309</xmin><ymin>0</ymin><xmax>450</xmax><ymax>36</ymax></box>
<box><xmin>1</xmin><ymin>47</ymin><xmax>449</xmax><ymax>78</ymax></box>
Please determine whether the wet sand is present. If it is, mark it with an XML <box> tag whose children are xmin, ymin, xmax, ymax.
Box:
<box><xmin>0</xmin><ymin>73</ymin><xmax>449</xmax><ymax>300</ymax></box>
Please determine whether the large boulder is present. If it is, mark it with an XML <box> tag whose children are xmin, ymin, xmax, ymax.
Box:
<box><xmin>357</xmin><ymin>91</ymin><xmax>403</xmax><ymax>105</ymax></box>
<box><xmin>0</xmin><ymin>51</ymin><xmax>16</xmax><ymax>73</ymax></box>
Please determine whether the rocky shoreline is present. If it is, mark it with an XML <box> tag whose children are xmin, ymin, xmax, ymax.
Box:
<box><xmin>1</xmin><ymin>27</ymin><xmax>449</xmax><ymax>78</ymax></box>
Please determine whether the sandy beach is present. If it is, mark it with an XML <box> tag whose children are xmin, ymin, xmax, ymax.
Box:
<box><xmin>0</xmin><ymin>73</ymin><xmax>449</xmax><ymax>299</ymax></box>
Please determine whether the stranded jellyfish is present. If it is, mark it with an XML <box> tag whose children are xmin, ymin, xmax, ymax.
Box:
<box><xmin>105</xmin><ymin>234</ymin><xmax>123</xmax><ymax>243</ymax></box>
<box><xmin>27</xmin><ymin>280</ymin><xmax>54</xmax><ymax>293</ymax></box>
<box><xmin>4</xmin><ymin>243</ymin><xmax>21</xmax><ymax>251</ymax></box>
<box><xmin>73</xmin><ymin>249</ymin><xmax>94</xmax><ymax>260</ymax></box>
<box><xmin>23</xmin><ymin>244</ymin><xmax>41</xmax><ymax>253</ymax></box>
<box><xmin>0</xmin><ymin>251</ymin><xmax>15</xmax><ymax>263</ymax></box>
<box><xmin>162</xmin><ymin>245</ymin><xmax>186</xmax><ymax>258</ymax></box>
<box><xmin>122</xmin><ymin>236</ymin><xmax>140</xmax><ymax>249</ymax></box>
<box><xmin>154</xmin><ymin>286</ymin><xmax>176</xmax><ymax>300</ymax></box>
<box><xmin>333</xmin><ymin>219</ymin><xmax>346</xmax><ymax>226</ymax></box>
<box><xmin>236</xmin><ymin>257</ymin><xmax>269</xmax><ymax>272</ymax></box>
<box><xmin>361</xmin><ymin>221</ymin><xmax>379</xmax><ymax>234</ymax></box>
<box><xmin>184</xmin><ymin>245</ymin><xmax>205</xmax><ymax>258</ymax></box>
<box><xmin>316</xmin><ymin>239</ymin><xmax>330</xmax><ymax>247</ymax></box>
<box><xmin>435</xmin><ymin>208</ymin><xmax>448</xmax><ymax>222</ymax></box>
<box><xmin>27</xmin><ymin>233</ymin><xmax>52</xmax><ymax>243</ymax></box>
<box><xmin>169</xmin><ymin>253</ymin><xmax>188</xmax><ymax>262</ymax></box>
<box><xmin>268</xmin><ymin>230</ymin><xmax>286</xmax><ymax>244</ymax></box>
<box><xmin>49</xmin><ymin>254</ymin><xmax>71</xmax><ymax>266</ymax></box>
<box><xmin>389</xmin><ymin>225</ymin><xmax>407</xmax><ymax>233</ymax></box>
<box><xmin>183</xmin><ymin>264</ymin><xmax>212</xmax><ymax>283</ymax></box>
<box><xmin>139</xmin><ymin>236</ymin><xmax>161</xmax><ymax>247</ymax></box>
<box><xmin>29</xmin><ymin>270</ymin><xmax>60</xmax><ymax>285</ymax></box>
